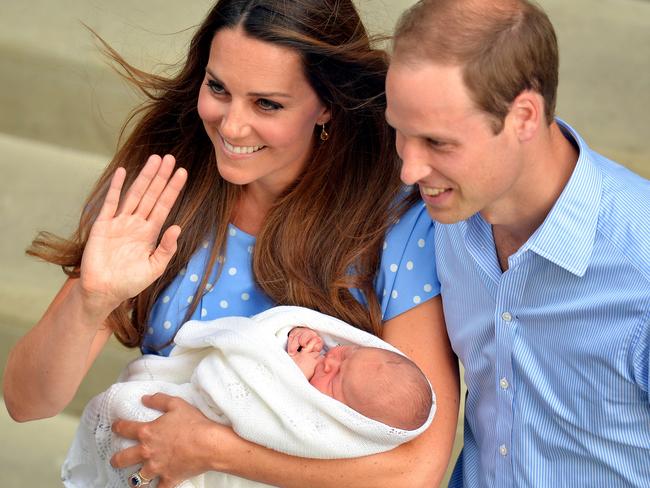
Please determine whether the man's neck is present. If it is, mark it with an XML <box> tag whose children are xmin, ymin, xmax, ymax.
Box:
<box><xmin>490</xmin><ymin>121</ymin><xmax>579</xmax><ymax>271</ymax></box>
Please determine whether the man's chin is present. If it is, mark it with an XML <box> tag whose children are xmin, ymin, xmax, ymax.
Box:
<box><xmin>424</xmin><ymin>205</ymin><xmax>466</xmax><ymax>225</ymax></box>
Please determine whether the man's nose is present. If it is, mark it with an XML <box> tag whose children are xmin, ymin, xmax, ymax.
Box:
<box><xmin>398</xmin><ymin>139</ymin><xmax>433</xmax><ymax>185</ymax></box>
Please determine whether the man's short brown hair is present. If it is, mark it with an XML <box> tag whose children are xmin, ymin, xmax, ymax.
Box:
<box><xmin>393</xmin><ymin>0</ymin><xmax>559</xmax><ymax>133</ymax></box>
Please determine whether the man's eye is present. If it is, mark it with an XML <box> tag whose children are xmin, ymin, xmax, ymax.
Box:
<box><xmin>257</xmin><ymin>98</ymin><xmax>283</xmax><ymax>111</ymax></box>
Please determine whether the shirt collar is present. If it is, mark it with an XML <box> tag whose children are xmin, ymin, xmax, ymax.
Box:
<box><xmin>523</xmin><ymin>119</ymin><xmax>602</xmax><ymax>277</ymax></box>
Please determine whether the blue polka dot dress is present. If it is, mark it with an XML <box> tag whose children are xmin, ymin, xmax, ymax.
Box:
<box><xmin>143</xmin><ymin>202</ymin><xmax>440</xmax><ymax>355</ymax></box>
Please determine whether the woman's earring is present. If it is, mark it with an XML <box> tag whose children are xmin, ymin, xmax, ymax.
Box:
<box><xmin>320</xmin><ymin>123</ymin><xmax>329</xmax><ymax>141</ymax></box>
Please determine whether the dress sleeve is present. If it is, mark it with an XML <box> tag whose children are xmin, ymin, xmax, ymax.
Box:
<box><xmin>375</xmin><ymin>202</ymin><xmax>440</xmax><ymax>321</ymax></box>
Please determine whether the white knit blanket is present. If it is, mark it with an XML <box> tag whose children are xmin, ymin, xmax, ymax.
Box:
<box><xmin>62</xmin><ymin>306</ymin><xmax>436</xmax><ymax>487</ymax></box>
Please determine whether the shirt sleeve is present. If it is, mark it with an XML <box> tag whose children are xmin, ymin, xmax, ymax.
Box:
<box><xmin>375</xmin><ymin>202</ymin><xmax>440</xmax><ymax>321</ymax></box>
<box><xmin>631</xmin><ymin>317</ymin><xmax>650</xmax><ymax>398</ymax></box>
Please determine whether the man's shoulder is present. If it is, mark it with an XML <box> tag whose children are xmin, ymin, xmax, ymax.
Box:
<box><xmin>589</xmin><ymin>149</ymin><xmax>650</xmax><ymax>221</ymax></box>
<box><xmin>591</xmin><ymin>149</ymin><xmax>649</xmax><ymax>196</ymax></box>
<box><xmin>588</xmin><ymin>150</ymin><xmax>650</xmax><ymax>279</ymax></box>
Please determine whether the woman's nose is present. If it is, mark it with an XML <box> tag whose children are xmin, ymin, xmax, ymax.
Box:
<box><xmin>220</xmin><ymin>102</ymin><xmax>252</xmax><ymax>140</ymax></box>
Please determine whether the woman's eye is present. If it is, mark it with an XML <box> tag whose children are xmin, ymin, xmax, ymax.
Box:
<box><xmin>257</xmin><ymin>98</ymin><xmax>282</xmax><ymax>111</ymax></box>
<box><xmin>206</xmin><ymin>80</ymin><xmax>225</xmax><ymax>94</ymax></box>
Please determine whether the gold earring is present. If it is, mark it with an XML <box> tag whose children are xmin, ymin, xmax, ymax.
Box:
<box><xmin>320</xmin><ymin>123</ymin><xmax>329</xmax><ymax>141</ymax></box>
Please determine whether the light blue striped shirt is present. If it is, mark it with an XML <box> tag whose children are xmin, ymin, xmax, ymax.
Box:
<box><xmin>443</xmin><ymin>121</ymin><xmax>650</xmax><ymax>487</ymax></box>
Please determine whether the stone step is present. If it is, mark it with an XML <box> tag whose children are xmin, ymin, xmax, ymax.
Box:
<box><xmin>0</xmin><ymin>0</ymin><xmax>648</xmax><ymax>169</ymax></box>
<box><xmin>0</xmin><ymin>133</ymin><xmax>139</xmax><ymax>416</ymax></box>
<box><xmin>0</xmin><ymin>0</ymin><xmax>648</xmax><ymax>486</ymax></box>
<box><xmin>0</xmin><ymin>397</ymin><xmax>78</xmax><ymax>488</ymax></box>
<box><xmin>0</xmin><ymin>0</ymin><xmax>213</xmax><ymax>156</ymax></box>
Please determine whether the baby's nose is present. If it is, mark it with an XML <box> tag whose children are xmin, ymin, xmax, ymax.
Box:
<box><xmin>323</xmin><ymin>354</ymin><xmax>342</xmax><ymax>374</ymax></box>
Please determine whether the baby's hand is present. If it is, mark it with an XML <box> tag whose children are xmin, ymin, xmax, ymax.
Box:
<box><xmin>287</xmin><ymin>326</ymin><xmax>324</xmax><ymax>356</ymax></box>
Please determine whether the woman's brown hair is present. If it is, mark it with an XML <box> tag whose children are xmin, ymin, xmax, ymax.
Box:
<box><xmin>29</xmin><ymin>0</ymin><xmax>416</xmax><ymax>348</ymax></box>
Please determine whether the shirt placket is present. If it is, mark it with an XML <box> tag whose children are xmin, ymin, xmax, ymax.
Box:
<box><xmin>493</xmin><ymin>252</ymin><xmax>529</xmax><ymax>488</ymax></box>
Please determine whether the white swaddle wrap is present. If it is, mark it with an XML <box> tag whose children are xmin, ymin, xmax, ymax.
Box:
<box><xmin>62</xmin><ymin>306</ymin><xmax>436</xmax><ymax>487</ymax></box>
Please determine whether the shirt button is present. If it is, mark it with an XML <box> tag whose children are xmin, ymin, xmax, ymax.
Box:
<box><xmin>501</xmin><ymin>311</ymin><xmax>513</xmax><ymax>322</ymax></box>
<box><xmin>499</xmin><ymin>378</ymin><xmax>509</xmax><ymax>390</ymax></box>
<box><xmin>499</xmin><ymin>444</ymin><xmax>508</xmax><ymax>456</ymax></box>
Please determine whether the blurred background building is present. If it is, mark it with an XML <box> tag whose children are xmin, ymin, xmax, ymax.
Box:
<box><xmin>1</xmin><ymin>0</ymin><xmax>648</xmax><ymax>485</ymax></box>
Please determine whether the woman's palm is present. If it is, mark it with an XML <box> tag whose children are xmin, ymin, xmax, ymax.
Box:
<box><xmin>80</xmin><ymin>155</ymin><xmax>187</xmax><ymax>308</ymax></box>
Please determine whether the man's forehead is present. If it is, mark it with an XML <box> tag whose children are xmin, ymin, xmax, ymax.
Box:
<box><xmin>387</xmin><ymin>60</ymin><xmax>468</xmax><ymax>101</ymax></box>
<box><xmin>387</xmin><ymin>62</ymin><xmax>485</xmax><ymax>130</ymax></box>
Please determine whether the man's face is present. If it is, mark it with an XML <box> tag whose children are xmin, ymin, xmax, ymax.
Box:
<box><xmin>386</xmin><ymin>60</ymin><xmax>524</xmax><ymax>225</ymax></box>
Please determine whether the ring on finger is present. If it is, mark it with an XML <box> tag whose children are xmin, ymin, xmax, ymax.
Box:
<box><xmin>128</xmin><ymin>470</ymin><xmax>153</xmax><ymax>487</ymax></box>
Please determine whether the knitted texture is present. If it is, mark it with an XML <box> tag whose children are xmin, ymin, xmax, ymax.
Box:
<box><xmin>62</xmin><ymin>306</ymin><xmax>436</xmax><ymax>487</ymax></box>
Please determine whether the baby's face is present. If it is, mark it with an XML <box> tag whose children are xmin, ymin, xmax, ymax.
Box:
<box><xmin>308</xmin><ymin>345</ymin><xmax>360</xmax><ymax>404</ymax></box>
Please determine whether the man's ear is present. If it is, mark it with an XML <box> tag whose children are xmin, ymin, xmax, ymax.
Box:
<box><xmin>507</xmin><ymin>90</ymin><xmax>544</xmax><ymax>142</ymax></box>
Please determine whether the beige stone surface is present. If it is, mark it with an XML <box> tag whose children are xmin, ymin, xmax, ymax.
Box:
<box><xmin>0</xmin><ymin>0</ymin><xmax>647</xmax><ymax>486</ymax></box>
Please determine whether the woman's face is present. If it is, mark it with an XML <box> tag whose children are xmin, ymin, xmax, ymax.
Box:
<box><xmin>197</xmin><ymin>27</ymin><xmax>330</xmax><ymax>195</ymax></box>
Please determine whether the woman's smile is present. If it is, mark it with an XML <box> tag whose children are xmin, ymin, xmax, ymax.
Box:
<box><xmin>220</xmin><ymin>133</ymin><xmax>266</xmax><ymax>156</ymax></box>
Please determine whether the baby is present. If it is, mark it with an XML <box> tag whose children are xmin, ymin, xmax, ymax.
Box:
<box><xmin>287</xmin><ymin>326</ymin><xmax>432</xmax><ymax>431</ymax></box>
<box><xmin>62</xmin><ymin>307</ymin><xmax>436</xmax><ymax>488</ymax></box>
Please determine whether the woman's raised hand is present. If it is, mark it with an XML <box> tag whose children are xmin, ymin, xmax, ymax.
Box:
<box><xmin>80</xmin><ymin>154</ymin><xmax>188</xmax><ymax>313</ymax></box>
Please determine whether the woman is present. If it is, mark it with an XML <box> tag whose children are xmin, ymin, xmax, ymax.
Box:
<box><xmin>3</xmin><ymin>1</ymin><xmax>459</xmax><ymax>486</ymax></box>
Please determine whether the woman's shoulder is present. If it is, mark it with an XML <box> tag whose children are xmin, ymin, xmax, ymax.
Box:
<box><xmin>384</xmin><ymin>194</ymin><xmax>434</xmax><ymax>246</ymax></box>
<box><xmin>377</xmin><ymin>196</ymin><xmax>439</xmax><ymax>321</ymax></box>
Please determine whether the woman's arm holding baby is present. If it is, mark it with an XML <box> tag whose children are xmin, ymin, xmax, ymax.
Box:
<box><xmin>112</xmin><ymin>296</ymin><xmax>460</xmax><ymax>488</ymax></box>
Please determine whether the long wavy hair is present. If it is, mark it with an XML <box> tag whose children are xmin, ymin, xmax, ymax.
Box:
<box><xmin>29</xmin><ymin>0</ymin><xmax>417</xmax><ymax>348</ymax></box>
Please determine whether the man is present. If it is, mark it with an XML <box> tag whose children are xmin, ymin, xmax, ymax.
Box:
<box><xmin>385</xmin><ymin>0</ymin><xmax>650</xmax><ymax>486</ymax></box>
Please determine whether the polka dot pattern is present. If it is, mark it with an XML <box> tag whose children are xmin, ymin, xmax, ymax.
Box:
<box><xmin>144</xmin><ymin>205</ymin><xmax>440</xmax><ymax>356</ymax></box>
<box><xmin>375</xmin><ymin>203</ymin><xmax>440</xmax><ymax>321</ymax></box>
